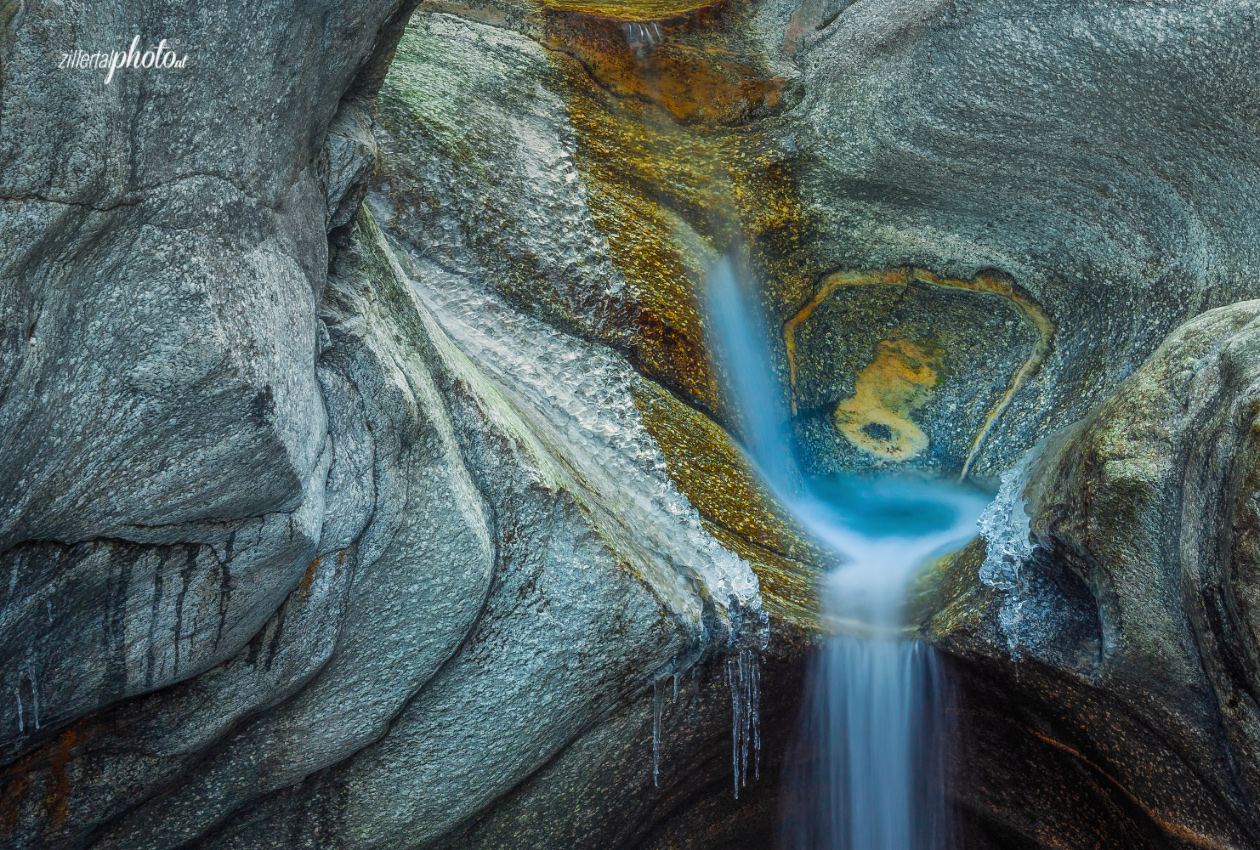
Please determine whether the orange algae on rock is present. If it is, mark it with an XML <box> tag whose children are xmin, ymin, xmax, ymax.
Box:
<box><xmin>533</xmin><ymin>0</ymin><xmax>830</xmax><ymax>605</ymax></box>
<box><xmin>538</xmin><ymin>0</ymin><xmax>817</xmax><ymax>405</ymax></box>
<box><xmin>833</xmin><ymin>339</ymin><xmax>942</xmax><ymax>462</ymax></box>
<box><xmin>538</xmin><ymin>0</ymin><xmax>789</xmax><ymax>125</ymax></box>
<box><xmin>537</xmin><ymin>0</ymin><xmax>714</xmax><ymax>21</ymax></box>
<box><xmin>46</xmin><ymin>728</ymin><xmax>76</xmax><ymax>831</ymax></box>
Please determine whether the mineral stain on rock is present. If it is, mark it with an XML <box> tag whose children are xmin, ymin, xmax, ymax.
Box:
<box><xmin>538</xmin><ymin>0</ymin><xmax>714</xmax><ymax>22</ymax></box>
<box><xmin>785</xmin><ymin>268</ymin><xmax>1054</xmax><ymax>478</ymax></box>
<box><xmin>540</xmin><ymin>0</ymin><xmax>791</xmax><ymax>126</ymax></box>
<box><xmin>529</xmin><ymin>0</ymin><xmax>815</xmax><ymax>425</ymax></box>
<box><xmin>833</xmin><ymin>338</ymin><xmax>941</xmax><ymax>462</ymax></box>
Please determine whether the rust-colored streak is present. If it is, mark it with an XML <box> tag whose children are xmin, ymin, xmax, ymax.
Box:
<box><xmin>46</xmin><ymin>728</ymin><xmax>77</xmax><ymax>831</ymax></box>
<box><xmin>0</xmin><ymin>771</ymin><xmax>28</xmax><ymax>837</ymax></box>
<box><xmin>1</xmin><ymin>724</ymin><xmax>86</xmax><ymax>839</ymax></box>
<box><xmin>783</xmin><ymin>268</ymin><xmax>1054</xmax><ymax>480</ymax></box>
<box><xmin>1024</xmin><ymin>727</ymin><xmax>1231</xmax><ymax>850</ymax></box>
<box><xmin>298</xmin><ymin>557</ymin><xmax>320</xmax><ymax>598</ymax></box>
<box><xmin>539</xmin><ymin>3</ymin><xmax>788</xmax><ymax>125</ymax></box>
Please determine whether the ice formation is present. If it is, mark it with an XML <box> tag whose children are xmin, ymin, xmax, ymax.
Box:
<box><xmin>727</xmin><ymin>648</ymin><xmax>761</xmax><ymax>798</ymax></box>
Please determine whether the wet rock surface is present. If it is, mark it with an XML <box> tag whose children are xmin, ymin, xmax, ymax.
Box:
<box><xmin>368</xmin><ymin>0</ymin><xmax>1260</xmax><ymax>487</ymax></box>
<box><xmin>1</xmin><ymin>1</ymin><xmax>773</xmax><ymax>846</ymax></box>
<box><xmin>930</xmin><ymin>302</ymin><xmax>1260</xmax><ymax>848</ymax></box>
<box><xmin>3</xmin><ymin>0</ymin><xmax>1260</xmax><ymax>848</ymax></box>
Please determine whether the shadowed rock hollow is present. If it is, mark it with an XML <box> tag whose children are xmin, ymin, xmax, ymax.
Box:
<box><xmin>2</xmin><ymin>0</ymin><xmax>1260</xmax><ymax>848</ymax></box>
<box><xmin>927</xmin><ymin>302</ymin><xmax>1260</xmax><ymax>849</ymax></box>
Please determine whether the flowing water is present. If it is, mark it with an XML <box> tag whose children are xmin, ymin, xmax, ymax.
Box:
<box><xmin>703</xmin><ymin>257</ymin><xmax>988</xmax><ymax>850</ymax></box>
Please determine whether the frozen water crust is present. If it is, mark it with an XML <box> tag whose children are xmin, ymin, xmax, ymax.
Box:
<box><xmin>388</xmin><ymin>239</ymin><xmax>764</xmax><ymax>645</ymax></box>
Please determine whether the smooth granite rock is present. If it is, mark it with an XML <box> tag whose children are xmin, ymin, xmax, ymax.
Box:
<box><xmin>930</xmin><ymin>302</ymin><xmax>1260</xmax><ymax>848</ymax></box>
<box><xmin>4</xmin><ymin>0</ymin><xmax>1260</xmax><ymax>847</ymax></box>
<box><xmin>1</xmin><ymin>7</ymin><xmax>771</xmax><ymax>829</ymax></box>
<box><xmin>0</xmin><ymin>0</ymin><xmax>423</xmax><ymax>754</ymax></box>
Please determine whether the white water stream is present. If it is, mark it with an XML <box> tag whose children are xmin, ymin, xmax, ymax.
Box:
<box><xmin>703</xmin><ymin>257</ymin><xmax>988</xmax><ymax>850</ymax></box>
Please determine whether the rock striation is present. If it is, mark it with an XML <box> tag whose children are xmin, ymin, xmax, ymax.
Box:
<box><xmin>1</xmin><ymin>2</ymin><xmax>780</xmax><ymax>847</ymax></box>
<box><xmin>3</xmin><ymin>0</ymin><xmax>1260</xmax><ymax>847</ymax></box>
<box><xmin>930</xmin><ymin>302</ymin><xmax>1260</xmax><ymax>848</ymax></box>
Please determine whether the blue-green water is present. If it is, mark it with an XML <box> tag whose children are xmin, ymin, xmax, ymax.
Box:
<box><xmin>704</xmin><ymin>257</ymin><xmax>988</xmax><ymax>850</ymax></box>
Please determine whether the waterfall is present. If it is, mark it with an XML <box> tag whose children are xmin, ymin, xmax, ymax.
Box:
<box><xmin>703</xmin><ymin>257</ymin><xmax>987</xmax><ymax>849</ymax></box>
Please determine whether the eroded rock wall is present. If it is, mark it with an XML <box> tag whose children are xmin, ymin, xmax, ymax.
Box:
<box><xmin>0</xmin><ymin>0</ymin><xmax>421</xmax><ymax>751</ymax></box>
<box><xmin>4</xmin><ymin>0</ymin><xmax>1260</xmax><ymax>848</ymax></box>
<box><xmin>931</xmin><ymin>302</ymin><xmax>1260</xmax><ymax>848</ymax></box>
<box><xmin>0</xmin><ymin>3</ymin><xmax>774</xmax><ymax>848</ymax></box>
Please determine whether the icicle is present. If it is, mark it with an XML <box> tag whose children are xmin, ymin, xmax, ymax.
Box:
<box><xmin>30</xmin><ymin>671</ymin><xmax>39</xmax><ymax>730</ymax></box>
<box><xmin>2</xmin><ymin>559</ymin><xmax>17</xmax><ymax>624</ymax></box>
<box><xmin>14</xmin><ymin>687</ymin><xmax>23</xmax><ymax>734</ymax></box>
<box><xmin>726</xmin><ymin>657</ymin><xmax>740</xmax><ymax>797</ymax></box>
<box><xmin>672</xmin><ymin>671</ymin><xmax>680</xmax><ymax>702</ymax></box>
<box><xmin>751</xmin><ymin>653</ymin><xmax>761</xmax><ymax>780</ymax></box>
<box><xmin>652</xmin><ymin>679</ymin><xmax>663</xmax><ymax>787</ymax></box>
<box><xmin>726</xmin><ymin>648</ymin><xmax>762</xmax><ymax>799</ymax></box>
<box><xmin>738</xmin><ymin>651</ymin><xmax>748</xmax><ymax>784</ymax></box>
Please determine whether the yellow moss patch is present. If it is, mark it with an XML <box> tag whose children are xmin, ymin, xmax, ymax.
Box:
<box><xmin>909</xmin><ymin>535</ymin><xmax>989</xmax><ymax>637</ymax></box>
<box><xmin>631</xmin><ymin>376</ymin><xmax>832</xmax><ymax>628</ymax></box>
<box><xmin>833</xmin><ymin>339</ymin><xmax>942</xmax><ymax>461</ymax></box>
<box><xmin>537</xmin><ymin>0</ymin><xmax>716</xmax><ymax>21</ymax></box>
<box><xmin>531</xmin><ymin>0</ymin><xmax>832</xmax><ymax>627</ymax></box>
<box><xmin>537</xmin><ymin>0</ymin><xmax>818</xmax><ymax>417</ymax></box>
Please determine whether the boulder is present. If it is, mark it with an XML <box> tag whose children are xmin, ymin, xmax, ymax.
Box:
<box><xmin>930</xmin><ymin>301</ymin><xmax>1260</xmax><ymax>848</ymax></box>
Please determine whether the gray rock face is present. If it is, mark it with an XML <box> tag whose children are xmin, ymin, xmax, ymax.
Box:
<box><xmin>363</xmin><ymin>0</ymin><xmax>1260</xmax><ymax>490</ymax></box>
<box><xmin>931</xmin><ymin>302</ymin><xmax>1260</xmax><ymax>848</ymax></box>
<box><xmin>0</xmin><ymin>0</ymin><xmax>423</xmax><ymax>752</ymax></box>
<box><xmin>0</xmin><ymin>4</ymin><xmax>768</xmax><ymax>847</ymax></box>
<box><xmin>779</xmin><ymin>0</ymin><xmax>1260</xmax><ymax>482</ymax></box>
<box><xmin>87</xmin><ymin>213</ymin><xmax>499</xmax><ymax>850</ymax></box>
<box><xmin>362</xmin><ymin>0</ymin><xmax>1260</xmax><ymax>845</ymax></box>
<box><xmin>5</xmin><ymin>0</ymin><xmax>1260</xmax><ymax>848</ymax></box>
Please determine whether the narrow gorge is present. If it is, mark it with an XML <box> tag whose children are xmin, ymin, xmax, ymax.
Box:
<box><xmin>2</xmin><ymin>1</ymin><xmax>1259</xmax><ymax>849</ymax></box>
